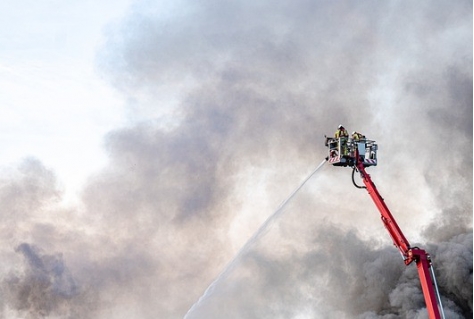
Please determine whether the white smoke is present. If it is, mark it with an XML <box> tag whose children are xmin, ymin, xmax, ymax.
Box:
<box><xmin>0</xmin><ymin>0</ymin><xmax>471</xmax><ymax>318</ymax></box>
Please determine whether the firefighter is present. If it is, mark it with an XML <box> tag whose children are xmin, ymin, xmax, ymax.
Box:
<box><xmin>335</xmin><ymin>125</ymin><xmax>349</xmax><ymax>138</ymax></box>
<box><xmin>334</xmin><ymin>125</ymin><xmax>349</xmax><ymax>156</ymax></box>
<box><xmin>352</xmin><ymin>131</ymin><xmax>365</xmax><ymax>141</ymax></box>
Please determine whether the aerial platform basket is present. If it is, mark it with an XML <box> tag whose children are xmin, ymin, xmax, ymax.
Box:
<box><xmin>325</xmin><ymin>136</ymin><xmax>378</xmax><ymax>167</ymax></box>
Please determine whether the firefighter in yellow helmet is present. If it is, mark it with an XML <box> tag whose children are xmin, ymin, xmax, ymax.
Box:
<box><xmin>334</xmin><ymin>125</ymin><xmax>349</xmax><ymax>156</ymax></box>
<box><xmin>352</xmin><ymin>131</ymin><xmax>365</xmax><ymax>141</ymax></box>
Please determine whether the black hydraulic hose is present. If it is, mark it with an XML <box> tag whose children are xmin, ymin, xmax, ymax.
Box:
<box><xmin>352</xmin><ymin>166</ymin><xmax>367</xmax><ymax>189</ymax></box>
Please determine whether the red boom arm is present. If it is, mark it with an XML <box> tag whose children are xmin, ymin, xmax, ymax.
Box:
<box><xmin>355</xmin><ymin>160</ymin><xmax>441</xmax><ymax>319</ymax></box>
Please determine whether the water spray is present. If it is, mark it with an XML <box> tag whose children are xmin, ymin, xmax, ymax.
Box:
<box><xmin>183</xmin><ymin>158</ymin><xmax>327</xmax><ymax>319</ymax></box>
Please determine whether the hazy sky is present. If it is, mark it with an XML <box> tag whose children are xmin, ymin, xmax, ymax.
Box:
<box><xmin>0</xmin><ymin>1</ymin><xmax>471</xmax><ymax>319</ymax></box>
<box><xmin>0</xmin><ymin>1</ymin><xmax>132</xmax><ymax>203</ymax></box>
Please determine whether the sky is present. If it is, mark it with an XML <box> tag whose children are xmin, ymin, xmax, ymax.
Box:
<box><xmin>0</xmin><ymin>0</ymin><xmax>132</xmax><ymax>204</ymax></box>
<box><xmin>0</xmin><ymin>1</ymin><xmax>472</xmax><ymax>319</ymax></box>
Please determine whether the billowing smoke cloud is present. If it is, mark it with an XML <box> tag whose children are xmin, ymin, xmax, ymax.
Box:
<box><xmin>2</xmin><ymin>243</ymin><xmax>80</xmax><ymax>318</ymax></box>
<box><xmin>0</xmin><ymin>0</ymin><xmax>471</xmax><ymax>318</ymax></box>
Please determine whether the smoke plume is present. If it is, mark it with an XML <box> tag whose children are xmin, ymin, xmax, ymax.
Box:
<box><xmin>0</xmin><ymin>0</ymin><xmax>471</xmax><ymax>318</ymax></box>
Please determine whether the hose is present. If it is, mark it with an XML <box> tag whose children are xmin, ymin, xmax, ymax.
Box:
<box><xmin>430</xmin><ymin>265</ymin><xmax>446</xmax><ymax>319</ymax></box>
<box><xmin>352</xmin><ymin>166</ymin><xmax>366</xmax><ymax>189</ymax></box>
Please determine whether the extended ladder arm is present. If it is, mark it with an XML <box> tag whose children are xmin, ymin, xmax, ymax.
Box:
<box><xmin>355</xmin><ymin>160</ymin><xmax>441</xmax><ymax>319</ymax></box>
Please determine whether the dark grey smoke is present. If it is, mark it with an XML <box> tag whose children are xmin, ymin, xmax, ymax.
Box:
<box><xmin>2</xmin><ymin>243</ymin><xmax>80</xmax><ymax>318</ymax></box>
<box><xmin>0</xmin><ymin>0</ymin><xmax>471</xmax><ymax>318</ymax></box>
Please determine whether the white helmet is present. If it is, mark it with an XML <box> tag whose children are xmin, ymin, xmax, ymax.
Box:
<box><xmin>338</xmin><ymin>124</ymin><xmax>344</xmax><ymax>129</ymax></box>
<box><xmin>352</xmin><ymin>131</ymin><xmax>356</xmax><ymax>135</ymax></box>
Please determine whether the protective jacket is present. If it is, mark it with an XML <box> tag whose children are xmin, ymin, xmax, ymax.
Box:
<box><xmin>335</xmin><ymin>128</ymin><xmax>349</xmax><ymax>138</ymax></box>
<box><xmin>352</xmin><ymin>132</ymin><xmax>365</xmax><ymax>140</ymax></box>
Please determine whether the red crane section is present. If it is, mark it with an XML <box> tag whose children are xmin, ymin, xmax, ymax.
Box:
<box><xmin>354</xmin><ymin>159</ymin><xmax>441</xmax><ymax>319</ymax></box>
<box><xmin>324</xmin><ymin>134</ymin><xmax>443</xmax><ymax>318</ymax></box>
<box><xmin>356</xmin><ymin>162</ymin><xmax>410</xmax><ymax>260</ymax></box>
